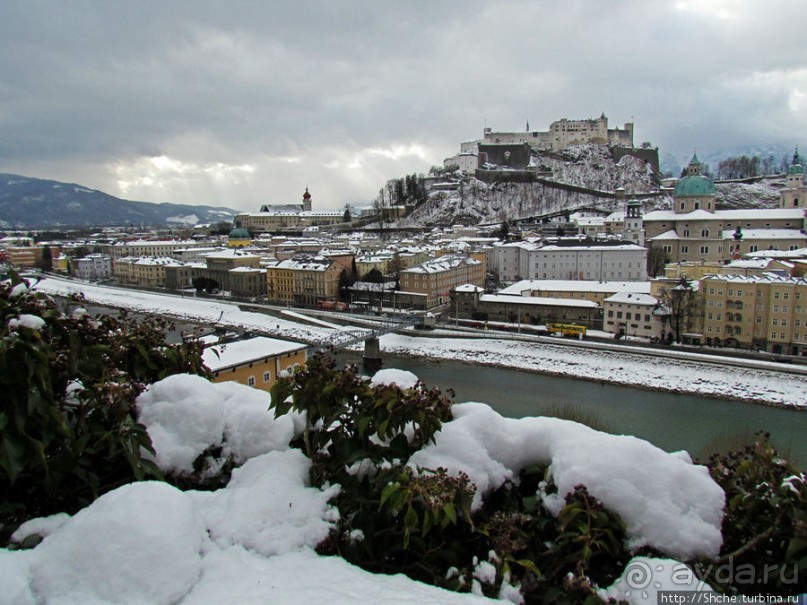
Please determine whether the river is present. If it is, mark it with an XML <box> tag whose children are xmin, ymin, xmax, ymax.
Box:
<box><xmin>77</xmin><ymin>302</ymin><xmax>805</xmax><ymax>466</ymax></box>
<box><xmin>338</xmin><ymin>353</ymin><xmax>806</xmax><ymax>466</ymax></box>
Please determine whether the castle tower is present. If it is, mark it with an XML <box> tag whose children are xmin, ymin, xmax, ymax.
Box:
<box><xmin>302</xmin><ymin>187</ymin><xmax>312</xmax><ymax>212</ymax></box>
<box><xmin>780</xmin><ymin>149</ymin><xmax>805</xmax><ymax>209</ymax></box>
<box><xmin>624</xmin><ymin>198</ymin><xmax>644</xmax><ymax>246</ymax></box>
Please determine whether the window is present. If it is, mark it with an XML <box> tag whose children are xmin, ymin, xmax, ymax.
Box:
<box><xmin>771</xmin><ymin>332</ymin><xmax>777</xmax><ymax>339</ymax></box>
<box><xmin>608</xmin><ymin>310</ymin><xmax>614</xmax><ymax>318</ymax></box>
<box><xmin>700</xmin><ymin>246</ymin><xmax>709</xmax><ymax>254</ymax></box>
<box><xmin>781</xmin><ymin>319</ymin><xmax>788</xmax><ymax>327</ymax></box>
<box><xmin>701</xmin><ymin>229</ymin><xmax>709</xmax><ymax>238</ymax></box>
<box><xmin>681</xmin><ymin>245</ymin><xmax>689</xmax><ymax>253</ymax></box>
<box><xmin>683</xmin><ymin>229</ymin><xmax>690</xmax><ymax>237</ymax></box>
<box><xmin>772</xmin><ymin>319</ymin><xmax>779</xmax><ymax>326</ymax></box>
<box><xmin>263</xmin><ymin>371</ymin><xmax>271</xmax><ymax>383</ymax></box>
<box><xmin>247</xmin><ymin>376</ymin><xmax>256</xmax><ymax>387</ymax></box>
<box><xmin>774</xmin><ymin>292</ymin><xmax>780</xmax><ymax>299</ymax></box>
<box><xmin>756</xmin><ymin>316</ymin><xmax>762</xmax><ymax>324</ymax></box>
<box><xmin>617</xmin><ymin>311</ymin><xmax>623</xmax><ymax>319</ymax></box>
<box><xmin>784</xmin><ymin>293</ymin><xmax>790</xmax><ymax>300</ymax></box>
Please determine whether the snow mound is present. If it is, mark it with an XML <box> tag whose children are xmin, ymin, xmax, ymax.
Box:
<box><xmin>371</xmin><ymin>368</ymin><xmax>420</xmax><ymax>389</ymax></box>
<box><xmin>136</xmin><ymin>374</ymin><xmax>297</xmax><ymax>474</ymax></box>
<box><xmin>409</xmin><ymin>402</ymin><xmax>725</xmax><ymax>559</ymax></box>
<box><xmin>190</xmin><ymin>450</ymin><xmax>340</xmax><ymax>557</ymax></box>
<box><xmin>29</xmin><ymin>481</ymin><xmax>207</xmax><ymax>605</ymax></box>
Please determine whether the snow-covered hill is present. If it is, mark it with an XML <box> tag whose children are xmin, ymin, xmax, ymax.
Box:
<box><xmin>394</xmin><ymin>145</ymin><xmax>788</xmax><ymax>227</ymax></box>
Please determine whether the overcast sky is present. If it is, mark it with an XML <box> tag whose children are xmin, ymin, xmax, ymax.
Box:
<box><xmin>1</xmin><ymin>1</ymin><xmax>805</xmax><ymax>212</ymax></box>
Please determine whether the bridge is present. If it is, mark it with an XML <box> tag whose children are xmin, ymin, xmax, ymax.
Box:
<box><xmin>311</xmin><ymin>314</ymin><xmax>424</xmax><ymax>369</ymax></box>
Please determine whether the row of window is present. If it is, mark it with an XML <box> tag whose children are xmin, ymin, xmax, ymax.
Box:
<box><xmin>607</xmin><ymin>310</ymin><xmax>653</xmax><ymax>322</ymax></box>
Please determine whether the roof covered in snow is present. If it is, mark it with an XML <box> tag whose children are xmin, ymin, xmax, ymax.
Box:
<box><xmin>202</xmin><ymin>337</ymin><xmax>307</xmax><ymax>371</ymax></box>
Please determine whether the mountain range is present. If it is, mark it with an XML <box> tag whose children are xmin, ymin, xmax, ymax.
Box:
<box><xmin>0</xmin><ymin>174</ymin><xmax>237</xmax><ymax>230</ymax></box>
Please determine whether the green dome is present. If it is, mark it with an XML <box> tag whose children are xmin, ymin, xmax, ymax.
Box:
<box><xmin>229</xmin><ymin>227</ymin><xmax>251</xmax><ymax>239</ymax></box>
<box><xmin>674</xmin><ymin>174</ymin><xmax>716</xmax><ymax>197</ymax></box>
<box><xmin>788</xmin><ymin>162</ymin><xmax>804</xmax><ymax>175</ymax></box>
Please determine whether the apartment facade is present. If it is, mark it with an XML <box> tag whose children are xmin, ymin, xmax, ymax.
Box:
<box><xmin>399</xmin><ymin>255</ymin><xmax>485</xmax><ymax>309</ymax></box>
<box><xmin>265</xmin><ymin>254</ymin><xmax>354</xmax><ymax>306</ymax></box>
<box><xmin>701</xmin><ymin>274</ymin><xmax>807</xmax><ymax>355</ymax></box>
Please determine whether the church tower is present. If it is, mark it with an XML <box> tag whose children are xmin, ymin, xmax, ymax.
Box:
<box><xmin>302</xmin><ymin>187</ymin><xmax>312</xmax><ymax>212</ymax></box>
<box><xmin>780</xmin><ymin>149</ymin><xmax>805</xmax><ymax>209</ymax></box>
<box><xmin>623</xmin><ymin>198</ymin><xmax>644</xmax><ymax>246</ymax></box>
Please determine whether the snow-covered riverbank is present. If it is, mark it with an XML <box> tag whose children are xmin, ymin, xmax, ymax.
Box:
<box><xmin>34</xmin><ymin>277</ymin><xmax>806</xmax><ymax>410</ymax></box>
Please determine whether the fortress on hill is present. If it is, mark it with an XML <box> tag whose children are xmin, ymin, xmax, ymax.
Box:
<box><xmin>470</xmin><ymin>114</ymin><xmax>634</xmax><ymax>152</ymax></box>
<box><xmin>445</xmin><ymin>114</ymin><xmax>655</xmax><ymax>176</ymax></box>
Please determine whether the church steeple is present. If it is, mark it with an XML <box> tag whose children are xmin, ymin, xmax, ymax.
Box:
<box><xmin>302</xmin><ymin>187</ymin><xmax>312</xmax><ymax>212</ymax></box>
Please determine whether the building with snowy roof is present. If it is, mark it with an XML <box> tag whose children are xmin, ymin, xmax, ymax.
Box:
<box><xmin>700</xmin><ymin>273</ymin><xmax>807</xmax><ymax>355</ymax></box>
<box><xmin>491</xmin><ymin>240</ymin><xmax>647</xmax><ymax>282</ymax></box>
<box><xmin>234</xmin><ymin>188</ymin><xmax>344</xmax><ymax>233</ymax></box>
<box><xmin>202</xmin><ymin>336</ymin><xmax>308</xmax><ymax>392</ymax></box>
<box><xmin>188</xmin><ymin>249</ymin><xmax>267</xmax><ymax>298</ymax></box>
<box><xmin>451</xmin><ymin>284</ymin><xmax>603</xmax><ymax>328</ymax></box>
<box><xmin>645</xmin><ymin>153</ymin><xmax>807</xmax><ymax>265</ymax></box>
<box><xmin>499</xmin><ymin>279</ymin><xmax>652</xmax><ymax>306</ymax></box>
<box><xmin>399</xmin><ymin>255</ymin><xmax>486</xmax><ymax>309</ymax></box>
<box><xmin>74</xmin><ymin>253</ymin><xmax>112</xmax><ymax>282</ymax></box>
<box><xmin>264</xmin><ymin>253</ymin><xmax>355</xmax><ymax>307</ymax></box>
<box><xmin>603</xmin><ymin>291</ymin><xmax>669</xmax><ymax>341</ymax></box>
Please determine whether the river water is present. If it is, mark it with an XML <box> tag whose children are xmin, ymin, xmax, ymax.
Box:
<box><xmin>76</xmin><ymin>302</ymin><xmax>805</xmax><ymax>466</ymax></box>
<box><xmin>338</xmin><ymin>353</ymin><xmax>806</xmax><ymax>466</ymax></box>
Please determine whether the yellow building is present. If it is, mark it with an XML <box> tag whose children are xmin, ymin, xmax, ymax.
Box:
<box><xmin>202</xmin><ymin>336</ymin><xmax>308</xmax><ymax>391</ymax></box>
<box><xmin>701</xmin><ymin>273</ymin><xmax>807</xmax><ymax>355</ymax></box>
<box><xmin>265</xmin><ymin>254</ymin><xmax>354</xmax><ymax>307</ymax></box>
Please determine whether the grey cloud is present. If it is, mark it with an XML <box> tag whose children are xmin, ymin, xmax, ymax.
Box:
<box><xmin>1</xmin><ymin>0</ymin><xmax>805</xmax><ymax>210</ymax></box>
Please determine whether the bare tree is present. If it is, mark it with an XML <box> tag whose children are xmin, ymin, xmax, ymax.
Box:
<box><xmin>660</xmin><ymin>278</ymin><xmax>699</xmax><ymax>343</ymax></box>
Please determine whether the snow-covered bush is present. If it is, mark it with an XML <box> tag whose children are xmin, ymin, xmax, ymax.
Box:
<box><xmin>0</xmin><ymin>273</ymin><xmax>209</xmax><ymax>542</ymax></box>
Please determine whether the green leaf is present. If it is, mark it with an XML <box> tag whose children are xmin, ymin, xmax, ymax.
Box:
<box><xmin>379</xmin><ymin>482</ymin><xmax>398</xmax><ymax>510</ymax></box>
<box><xmin>404</xmin><ymin>505</ymin><xmax>418</xmax><ymax>531</ymax></box>
<box><xmin>443</xmin><ymin>502</ymin><xmax>457</xmax><ymax>526</ymax></box>
<box><xmin>507</xmin><ymin>557</ymin><xmax>542</xmax><ymax>578</ymax></box>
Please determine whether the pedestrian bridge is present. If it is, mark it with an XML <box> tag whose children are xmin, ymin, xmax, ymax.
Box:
<box><xmin>312</xmin><ymin>314</ymin><xmax>423</xmax><ymax>369</ymax></box>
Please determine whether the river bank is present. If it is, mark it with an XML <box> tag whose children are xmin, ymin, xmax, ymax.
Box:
<box><xmin>33</xmin><ymin>276</ymin><xmax>806</xmax><ymax>410</ymax></box>
<box><xmin>375</xmin><ymin>333</ymin><xmax>807</xmax><ymax>410</ymax></box>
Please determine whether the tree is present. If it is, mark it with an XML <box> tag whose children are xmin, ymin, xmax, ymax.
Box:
<box><xmin>38</xmin><ymin>246</ymin><xmax>53</xmax><ymax>272</ymax></box>
<box><xmin>660</xmin><ymin>277</ymin><xmax>698</xmax><ymax>343</ymax></box>
<box><xmin>647</xmin><ymin>246</ymin><xmax>670</xmax><ymax>278</ymax></box>
<box><xmin>192</xmin><ymin>277</ymin><xmax>220</xmax><ymax>293</ymax></box>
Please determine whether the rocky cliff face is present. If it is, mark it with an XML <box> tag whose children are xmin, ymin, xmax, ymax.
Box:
<box><xmin>396</xmin><ymin>145</ymin><xmax>786</xmax><ymax>227</ymax></box>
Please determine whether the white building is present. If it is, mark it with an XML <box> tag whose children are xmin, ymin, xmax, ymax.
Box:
<box><xmin>603</xmin><ymin>292</ymin><xmax>669</xmax><ymax>340</ymax></box>
<box><xmin>492</xmin><ymin>241</ymin><xmax>647</xmax><ymax>282</ymax></box>
<box><xmin>74</xmin><ymin>253</ymin><xmax>112</xmax><ymax>281</ymax></box>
